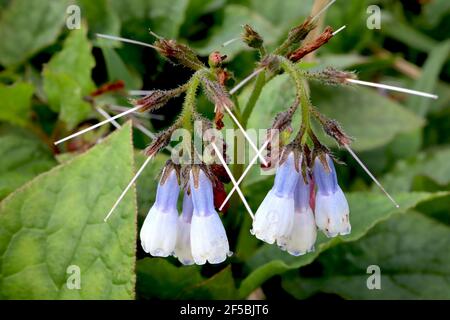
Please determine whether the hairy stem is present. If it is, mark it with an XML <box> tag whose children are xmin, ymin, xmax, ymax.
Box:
<box><xmin>242</xmin><ymin>70</ymin><xmax>266</xmax><ymax>128</ymax></box>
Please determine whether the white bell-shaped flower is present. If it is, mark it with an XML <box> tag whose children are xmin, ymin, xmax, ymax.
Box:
<box><xmin>252</xmin><ymin>152</ymin><xmax>300</xmax><ymax>245</ymax></box>
<box><xmin>189</xmin><ymin>168</ymin><xmax>230</xmax><ymax>265</ymax></box>
<box><xmin>140</xmin><ymin>166</ymin><xmax>179</xmax><ymax>257</ymax></box>
<box><xmin>313</xmin><ymin>154</ymin><xmax>351</xmax><ymax>237</ymax></box>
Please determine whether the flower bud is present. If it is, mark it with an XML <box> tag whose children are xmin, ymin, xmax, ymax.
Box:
<box><xmin>242</xmin><ymin>24</ymin><xmax>264</xmax><ymax>49</ymax></box>
<box><xmin>155</xmin><ymin>38</ymin><xmax>204</xmax><ymax>70</ymax></box>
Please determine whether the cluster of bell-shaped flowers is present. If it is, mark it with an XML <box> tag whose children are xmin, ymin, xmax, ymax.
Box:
<box><xmin>140</xmin><ymin>163</ymin><xmax>231</xmax><ymax>265</ymax></box>
<box><xmin>252</xmin><ymin>150</ymin><xmax>350</xmax><ymax>256</ymax></box>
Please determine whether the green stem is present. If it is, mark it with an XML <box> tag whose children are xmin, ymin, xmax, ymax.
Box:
<box><xmin>242</xmin><ymin>70</ymin><xmax>266</xmax><ymax>128</ymax></box>
<box><xmin>279</xmin><ymin>56</ymin><xmax>312</xmax><ymax>145</ymax></box>
<box><xmin>180</xmin><ymin>71</ymin><xmax>202</xmax><ymax>131</ymax></box>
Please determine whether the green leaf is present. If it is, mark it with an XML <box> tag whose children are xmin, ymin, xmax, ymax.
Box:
<box><xmin>310</xmin><ymin>81</ymin><xmax>425</xmax><ymax>151</ymax></box>
<box><xmin>282</xmin><ymin>212</ymin><xmax>450</xmax><ymax>299</ymax></box>
<box><xmin>193</xmin><ymin>5</ymin><xmax>281</xmax><ymax>57</ymax></box>
<box><xmin>406</xmin><ymin>39</ymin><xmax>450</xmax><ymax>116</ymax></box>
<box><xmin>423</xmin><ymin>0</ymin><xmax>450</xmax><ymax>27</ymax></box>
<box><xmin>110</xmin><ymin>0</ymin><xmax>188</xmax><ymax>39</ymax></box>
<box><xmin>248</xmin><ymin>0</ymin><xmax>313</xmax><ymax>31</ymax></box>
<box><xmin>238</xmin><ymin>191</ymin><xmax>449</xmax><ymax>298</ymax></box>
<box><xmin>379</xmin><ymin>146</ymin><xmax>450</xmax><ymax>193</ymax></box>
<box><xmin>381</xmin><ymin>13</ymin><xmax>438</xmax><ymax>53</ymax></box>
<box><xmin>101</xmin><ymin>47</ymin><xmax>142</xmax><ymax>89</ymax></box>
<box><xmin>147</xmin><ymin>0</ymin><xmax>189</xmax><ymax>39</ymax></box>
<box><xmin>78</xmin><ymin>0</ymin><xmax>121</xmax><ymax>40</ymax></box>
<box><xmin>0</xmin><ymin>124</ymin><xmax>136</xmax><ymax>299</ymax></box>
<box><xmin>43</xmin><ymin>28</ymin><xmax>96</xmax><ymax>129</ymax></box>
<box><xmin>137</xmin><ymin>258</ymin><xmax>238</xmax><ymax>299</ymax></box>
<box><xmin>0</xmin><ymin>82</ymin><xmax>34</xmax><ymax>126</ymax></box>
<box><xmin>0</xmin><ymin>0</ymin><xmax>68</xmax><ymax>67</ymax></box>
<box><xmin>0</xmin><ymin>126</ymin><xmax>56</xmax><ymax>200</ymax></box>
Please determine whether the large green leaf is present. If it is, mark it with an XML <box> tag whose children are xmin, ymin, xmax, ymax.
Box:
<box><xmin>380</xmin><ymin>146</ymin><xmax>450</xmax><ymax>193</ymax></box>
<box><xmin>238</xmin><ymin>191</ymin><xmax>448</xmax><ymax>298</ymax></box>
<box><xmin>194</xmin><ymin>5</ymin><xmax>281</xmax><ymax>57</ymax></box>
<box><xmin>110</xmin><ymin>0</ymin><xmax>188</xmax><ymax>39</ymax></box>
<box><xmin>406</xmin><ymin>39</ymin><xmax>450</xmax><ymax>116</ymax></box>
<box><xmin>0</xmin><ymin>0</ymin><xmax>68</xmax><ymax>67</ymax></box>
<box><xmin>282</xmin><ymin>212</ymin><xmax>450</xmax><ymax>299</ymax></box>
<box><xmin>137</xmin><ymin>258</ymin><xmax>237</xmax><ymax>299</ymax></box>
<box><xmin>147</xmin><ymin>0</ymin><xmax>189</xmax><ymax>39</ymax></box>
<box><xmin>0</xmin><ymin>82</ymin><xmax>34</xmax><ymax>126</ymax></box>
<box><xmin>43</xmin><ymin>28</ymin><xmax>96</xmax><ymax>129</ymax></box>
<box><xmin>0</xmin><ymin>126</ymin><xmax>56</xmax><ymax>200</ymax></box>
<box><xmin>101</xmin><ymin>47</ymin><xmax>142</xmax><ymax>89</ymax></box>
<box><xmin>0</xmin><ymin>124</ymin><xmax>136</xmax><ymax>299</ymax></box>
<box><xmin>78</xmin><ymin>0</ymin><xmax>121</xmax><ymax>40</ymax></box>
<box><xmin>381</xmin><ymin>12</ymin><xmax>438</xmax><ymax>53</ymax></box>
<box><xmin>311</xmin><ymin>82</ymin><xmax>425</xmax><ymax>151</ymax></box>
<box><xmin>248</xmin><ymin>0</ymin><xmax>313</xmax><ymax>32</ymax></box>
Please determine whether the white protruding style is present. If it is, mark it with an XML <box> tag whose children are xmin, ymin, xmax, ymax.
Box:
<box><xmin>346</xmin><ymin>78</ymin><xmax>438</xmax><ymax>99</ymax></box>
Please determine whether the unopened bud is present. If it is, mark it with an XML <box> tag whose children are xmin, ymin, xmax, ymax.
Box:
<box><xmin>287</xmin><ymin>17</ymin><xmax>316</xmax><ymax>44</ymax></box>
<box><xmin>242</xmin><ymin>24</ymin><xmax>264</xmax><ymax>49</ymax></box>
<box><xmin>209</xmin><ymin>51</ymin><xmax>227</xmax><ymax>68</ymax></box>
<box><xmin>155</xmin><ymin>39</ymin><xmax>204</xmax><ymax>70</ymax></box>
<box><xmin>145</xmin><ymin>124</ymin><xmax>179</xmax><ymax>156</ymax></box>
<box><xmin>288</xmin><ymin>26</ymin><xmax>334</xmax><ymax>62</ymax></box>
<box><xmin>324</xmin><ymin>119</ymin><xmax>352</xmax><ymax>146</ymax></box>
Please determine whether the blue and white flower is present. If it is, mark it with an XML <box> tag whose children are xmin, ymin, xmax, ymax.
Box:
<box><xmin>189</xmin><ymin>168</ymin><xmax>230</xmax><ymax>265</ymax></box>
<box><xmin>140</xmin><ymin>165</ymin><xmax>179</xmax><ymax>257</ymax></box>
<box><xmin>252</xmin><ymin>152</ymin><xmax>300</xmax><ymax>246</ymax></box>
<box><xmin>174</xmin><ymin>191</ymin><xmax>194</xmax><ymax>265</ymax></box>
<box><xmin>283</xmin><ymin>173</ymin><xmax>317</xmax><ymax>255</ymax></box>
<box><xmin>313</xmin><ymin>154</ymin><xmax>351</xmax><ymax>237</ymax></box>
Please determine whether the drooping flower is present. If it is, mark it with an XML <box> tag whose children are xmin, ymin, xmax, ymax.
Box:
<box><xmin>189</xmin><ymin>167</ymin><xmax>230</xmax><ymax>265</ymax></box>
<box><xmin>313</xmin><ymin>154</ymin><xmax>351</xmax><ymax>237</ymax></box>
<box><xmin>140</xmin><ymin>163</ymin><xmax>179</xmax><ymax>257</ymax></box>
<box><xmin>251</xmin><ymin>152</ymin><xmax>300</xmax><ymax>246</ymax></box>
<box><xmin>283</xmin><ymin>172</ymin><xmax>317</xmax><ymax>256</ymax></box>
<box><xmin>174</xmin><ymin>191</ymin><xmax>194</xmax><ymax>265</ymax></box>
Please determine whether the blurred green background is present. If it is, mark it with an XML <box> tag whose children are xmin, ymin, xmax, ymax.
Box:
<box><xmin>0</xmin><ymin>0</ymin><xmax>449</xmax><ymax>300</ymax></box>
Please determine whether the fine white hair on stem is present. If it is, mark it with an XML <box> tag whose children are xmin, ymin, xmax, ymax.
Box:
<box><xmin>222</xmin><ymin>104</ymin><xmax>268</xmax><ymax>166</ymax></box>
<box><xmin>229</xmin><ymin>68</ymin><xmax>264</xmax><ymax>95</ymax></box>
<box><xmin>96</xmin><ymin>33</ymin><xmax>159</xmax><ymax>50</ymax></box>
<box><xmin>344</xmin><ymin>144</ymin><xmax>400</xmax><ymax>208</ymax></box>
<box><xmin>95</xmin><ymin>107</ymin><xmax>121</xmax><ymax>129</ymax></box>
<box><xmin>332</xmin><ymin>25</ymin><xmax>346</xmax><ymax>36</ymax></box>
<box><xmin>54</xmin><ymin>105</ymin><xmax>143</xmax><ymax>145</ymax></box>
<box><xmin>311</xmin><ymin>0</ymin><xmax>337</xmax><ymax>22</ymax></box>
<box><xmin>346</xmin><ymin>78</ymin><xmax>438</xmax><ymax>99</ymax></box>
<box><xmin>219</xmin><ymin>139</ymin><xmax>270</xmax><ymax>211</ymax></box>
<box><xmin>104</xmin><ymin>154</ymin><xmax>154</xmax><ymax>222</ymax></box>
<box><xmin>211</xmin><ymin>143</ymin><xmax>254</xmax><ymax>219</ymax></box>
